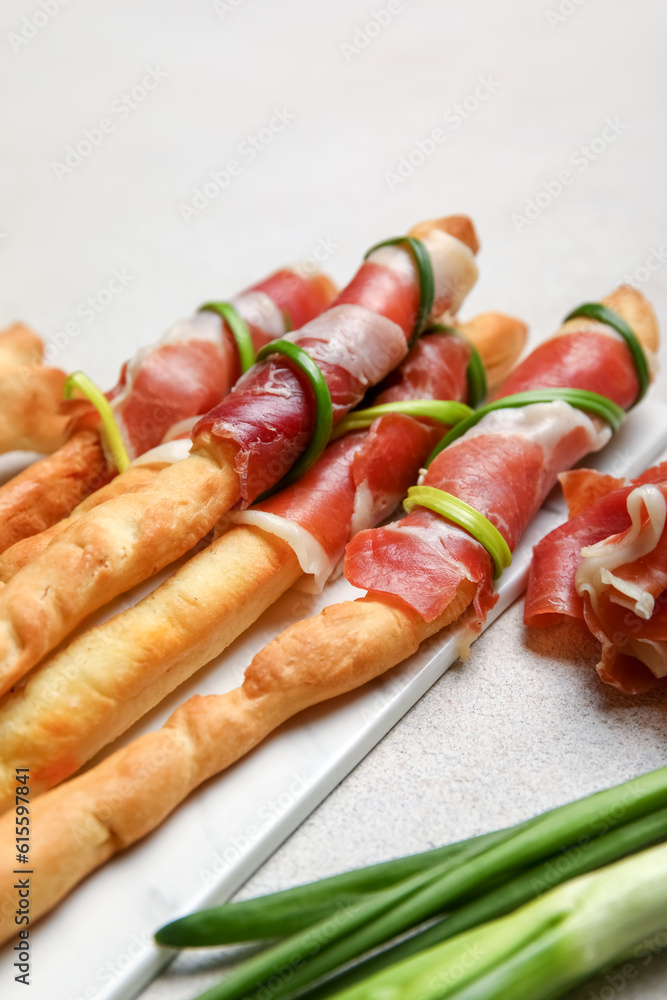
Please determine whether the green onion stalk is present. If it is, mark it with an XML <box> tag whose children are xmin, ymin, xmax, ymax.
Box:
<box><xmin>331</xmin><ymin>839</ymin><xmax>667</xmax><ymax>1000</ymax></box>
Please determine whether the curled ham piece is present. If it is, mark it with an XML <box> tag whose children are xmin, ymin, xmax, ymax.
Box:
<box><xmin>345</xmin><ymin>289</ymin><xmax>654</xmax><ymax>625</ymax></box>
<box><xmin>107</xmin><ymin>269</ymin><xmax>334</xmax><ymax>459</ymax></box>
<box><xmin>228</xmin><ymin>332</ymin><xmax>471</xmax><ymax>590</ymax></box>
<box><xmin>525</xmin><ymin>463</ymin><xmax>667</xmax><ymax>694</ymax></box>
<box><xmin>194</xmin><ymin>219</ymin><xmax>479</xmax><ymax>505</ymax></box>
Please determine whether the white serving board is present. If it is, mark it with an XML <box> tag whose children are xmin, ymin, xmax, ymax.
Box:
<box><xmin>2</xmin><ymin>401</ymin><xmax>667</xmax><ymax>1000</ymax></box>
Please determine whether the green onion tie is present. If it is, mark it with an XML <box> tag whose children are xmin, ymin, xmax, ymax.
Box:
<box><xmin>365</xmin><ymin>236</ymin><xmax>435</xmax><ymax>344</ymax></box>
<box><xmin>403</xmin><ymin>485</ymin><xmax>512</xmax><ymax>579</ymax></box>
<box><xmin>254</xmin><ymin>339</ymin><xmax>334</xmax><ymax>498</ymax></box>
<box><xmin>330</xmin><ymin>400</ymin><xmax>474</xmax><ymax>441</ymax></box>
<box><xmin>63</xmin><ymin>371</ymin><xmax>130</xmax><ymax>473</ymax></box>
<box><xmin>199</xmin><ymin>301</ymin><xmax>256</xmax><ymax>374</ymax></box>
<box><xmin>564</xmin><ymin>302</ymin><xmax>649</xmax><ymax>406</ymax></box>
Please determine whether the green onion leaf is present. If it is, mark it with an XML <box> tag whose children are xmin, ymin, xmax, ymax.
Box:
<box><xmin>63</xmin><ymin>371</ymin><xmax>130</xmax><ymax>473</ymax></box>
<box><xmin>330</xmin><ymin>400</ymin><xmax>474</xmax><ymax>441</ymax></box>
<box><xmin>155</xmin><ymin>826</ymin><xmax>515</xmax><ymax>948</ymax></box>
<box><xmin>365</xmin><ymin>237</ymin><xmax>435</xmax><ymax>343</ymax></box>
<box><xmin>403</xmin><ymin>485</ymin><xmax>512</xmax><ymax>579</ymax></box>
<box><xmin>427</xmin><ymin>388</ymin><xmax>627</xmax><ymax>466</ymax></box>
<box><xmin>199</xmin><ymin>301</ymin><xmax>255</xmax><ymax>374</ymax></box>
<box><xmin>426</xmin><ymin>323</ymin><xmax>488</xmax><ymax>408</ymax></box>
<box><xmin>254</xmin><ymin>340</ymin><xmax>334</xmax><ymax>497</ymax></box>
<box><xmin>564</xmin><ymin>301</ymin><xmax>649</xmax><ymax>406</ymax></box>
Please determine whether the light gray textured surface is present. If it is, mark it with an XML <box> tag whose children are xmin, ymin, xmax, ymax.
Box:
<box><xmin>1</xmin><ymin>0</ymin><xmax>667</xmax><ymax>997</ymax></box>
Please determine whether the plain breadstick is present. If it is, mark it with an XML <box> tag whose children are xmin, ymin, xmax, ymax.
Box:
<box><xmin>0</xmin><ymin>583</ymin><xmax>474</xmax><ymax>945</ymax></box>
<box><xmin>0</xmin><ymin>525</ymin><xmax>301</xmax><ymax>805</ymax></box>
<box><xmin>0</xmin><ymin>454</ymin><xmax>186</xmax><ymax>580</ymax></box>
<box><xmin>0</xmin><ymin>362</ymin><xmax>69</xmax><ymax>454</ymax></box>
<box><xmin>0</xmin><ymin>323</ymin><xmax>43</xmax><ymax>367</ymax></box>
<box><xmin>0</xmin><ymin>430</ymin><xmax>112</xmax><ymax>555</ymax></box>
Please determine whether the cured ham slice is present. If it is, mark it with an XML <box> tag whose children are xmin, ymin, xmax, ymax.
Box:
<box><xmin>525</xmin><ymin>462</ymin><xmax>667</xmax><ymax>694</ymax></box>
<box><xmin>346</xmin><ymin>286</ymin><xmax>658</xmax><ymax>627</ymax></box>
<box><xmin>108</xmin><ymin>270</ymin><xmax>335</xmax><ymax>459</ymax></box>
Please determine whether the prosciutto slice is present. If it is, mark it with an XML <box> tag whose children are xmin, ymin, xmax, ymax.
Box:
<box><xmin>227</xmin><ymin>332</ymin><xmax>472</xmax><ymax>591</ymax></box>
<box><xmin>345</xmin><ymin>310</ymin><xmax>645</xmax><ymax>625</ymax></box>
<box><xmin>525</xmin><ymin>463</ymin><xmax>667</xmax><ymax>694</ymax></box>
<box><xmin>107</xmin><ymin>270</ymin><xmax>333</xmax><ymax>458</ymax></box>
<box><xmin>195</xmin><ymin>228</ymin><xmax>479</xmax><ymax>504</ymax></box>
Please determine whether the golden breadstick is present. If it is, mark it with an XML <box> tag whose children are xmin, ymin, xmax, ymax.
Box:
<box><xmin>0</xmin><ymin>216</ymin><xmax>479</xmax><ymax>697</ymax></box>
<box><xmin>0</xmin><ymin>584</ymin><xmax>474</xmax><ymax>945</ymax></box>
<box><xmin>0</xmin><ymin>323</ymin><xmax>43</xmax><ymax>367</ymax></box>
<box><xmin>0</xmin><ymin>313</ymin><xmax>525</xmax><ymax>808</ymax></box>
<box><xmin>0</xmin><ymin>455</ymin><xmax>182</xmax><ymax>579</ymax></box>
<box><xmin>0</xmin><ymin>430</ymin><xmax>112</xmax><ymax>556</ymax></box>
<box><xmin>0</xmin><ymin>363</ymin><xmax>69</xmax><ymax>454</ymax></box>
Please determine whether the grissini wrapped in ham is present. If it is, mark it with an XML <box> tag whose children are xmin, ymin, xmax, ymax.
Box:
<box><xmin>344</xmin><ymin>286</ymin><xmax>658</xmax><ymax>621</ymax></box>
<box><xmin>0</xmin><ymin>312</ymin><xmax>526</xmax><ymax>808</ymax></box>
<box><xmin>525</xmin><ymin>462</ymin><xmax>667</xmax><ymax>694</ymax></box>
<box><xmin>0</xmin><ymin>215</ymin><xmax>480</xmax><ymax>697</ymax></box>
<box><xmin>0</xmin><ymin>285</ymin><xmax>656</xmax><ymax>940</ymax></box>
<box><xmin>0</xmin><ymin>268</ymin><xmax>336</xmax><ymax>555</ymax></box>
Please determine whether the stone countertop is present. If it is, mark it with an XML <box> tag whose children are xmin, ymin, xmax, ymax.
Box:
<box><xmin>1</xmin><ymin>0</ymin><xmax>666</xmax><ymax>997</ymax></box>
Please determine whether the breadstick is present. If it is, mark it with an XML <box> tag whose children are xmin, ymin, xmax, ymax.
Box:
<box><xmin>0</xmin><ymin>584</ymin><xmax>474</xmax><ymax>945</ymax></box>
<box><xmin>0</xmin><ymin>216</ymin><xmax>480</xmax><ymax>697</ymax></box>
<box><xmin>0</xmin><ymin>450</ymin><xmax>186</xmax><ymax>579</ymax></box>
<box><xmin>0</xmin><ymin>362</ymin><xmax>69</xmax><ymax>454</ymax></box>
<box><xmin>0</xmin><ymin>312</ymin><xmax>526</xmax><ymax>807</ymax></box>
<box><xmin>0</xmin><ymin>323</ymin><xmax>43</xmax><ymax>368</ymax></box>
<box><xmin>0</xmin><ymin>430</ymin><xmax>113</xmax><ymax>555</ymax></box>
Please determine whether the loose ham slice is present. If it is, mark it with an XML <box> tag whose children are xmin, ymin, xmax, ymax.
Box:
<box><xmin>228</xmin><ymin>332</ymin><xmax>471</xmax><ymax>590</ymax></box>
<box><xmin>525</xmin><ymin>462</ymin><xmax>667</xmax><ymax>694</ymax></box>
<box><xmin>107</xmin><ymin>270</ymin><xmax>334</xmax><ymax>458</ymax></box>
<box><xmin>194</xmin><ymin>227</ymin><xmax>479</xmax><ymax>504</ymax></box>
<box><xmin>345</xmin><ymin>306</ymin><xmax>648</xmax><ymax>626</ymax></box>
